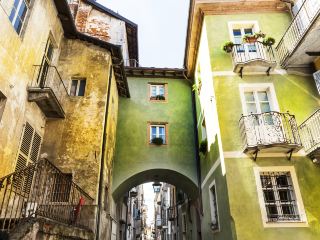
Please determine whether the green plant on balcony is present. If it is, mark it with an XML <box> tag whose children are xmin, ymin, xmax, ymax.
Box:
<box><xmin>199</xmin><ymin>139</ymin><xmax>208</xmax><ymax>155</ymax></box>
<box><xmin>222</xmin><ymin>41</ymin><xmax>234</xmax><ymax>53</ymax></box>
<box><xmin>243</xmin><ymin>31</ymin><xmax>265</xmax><ymax>43</ymax></box>
<box><xmin>263</xmin><ymin>37</ymin><xmax>276</xmax><ymax>47</ymax></box>
<box><xmin>152</xmin><ymin>137</ymin><xmax>163</xmax><ymax>145</ymax></box>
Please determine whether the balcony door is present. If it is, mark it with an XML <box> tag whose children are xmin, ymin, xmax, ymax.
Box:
<box><xmin>38</xmin><ymin>38</ymin><xmax>54</xmax><ymax>88</ymax></box>
<box><xmin>243</xmin><ymin>89</ymin><xmax>284</xmax><ymax>145</ymax></box>
<box><xmin>232</xmin><ymin>27</ymin><xmax>259</xmax><ymax>60</ymax></box>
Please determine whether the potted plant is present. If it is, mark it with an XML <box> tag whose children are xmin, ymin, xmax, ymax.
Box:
<box><xmin>199</xmin><ymin>139</ymin><xmax>208</xmax><ymax>155</ymax></box>
<box><xmin>254</xmin><ymin>31</ymin><xmax>266</xmax><ymax>39</ymax></box>
<box><xmin>243</xmin><ymin>34</ymin><xmax>258</xmax><ymax>43</ymax></box>
<box><xmin>151</xmin><ymin>137</ymin><xmax>163</xmax><ymax>145</ymax></box>
<box><xmin>222</xmin><ymin>41</ymin><xmax>234</xmax><ymax>53</ymax></box>
<box><xmin>155</xmin><ymin>95</ymin><xmax>165</xmax><ymax>100</ymax></box>
<box><xmin>263</xmin><ymin>37</ymin><xmax>276</xmax><ymax>47</ymax></box>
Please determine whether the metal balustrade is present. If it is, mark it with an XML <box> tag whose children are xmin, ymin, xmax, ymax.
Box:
<box><xmin>276</xmin><ymin>0</ymin><xmax>320</xmax><ymax>66</ymax></box>
<box><xmin>28</xmin><ymin>65</ymin><xmax>69</xmax><ymax>118</ymax></box>
<box><xmin>299</xmin><ymin>109</ymin><xmax>320</xmax><ymax>157</ymax></box>
<box><xmin>124</xmin><ymin>59</ymin><xmax>140</xmax><ymax>67</ymax></box>
<box><xmin>232</xmin><ymin>42</ymin><xmax>276</xmax><ymax>65</ymax></box>
<box><xmin>239</xmin><ymin>112</ymin><xmax>302</xmax><ymax>154</ymax></box>
<box><xmin>0</xmin><ymin>159</ymin><xmax>95</xmax><ymax>233</ymax></box>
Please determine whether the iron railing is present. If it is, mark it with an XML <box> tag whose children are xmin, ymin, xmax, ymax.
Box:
<box><xmin>299</xmin><ymin>109</ymin><xmax>320</xmax><ymax>156</ymax></box>
<box><xmin>239</xmin><ymin>111</ymin><xmax>301</xmax><ymax>150</ymax></box>
<box><xmin>29</xmin><ymin>65</ymin><xmax>69</xmax><ymax>107</ymax></box>
<box><xmin>0</xmin><ymin>159</ymin><xmax>95</xmax><ymax>233</ymax></box>
<box><xmin>276</xmin><ymin>0</ymin><xmax>320</xmax><ymax>66</ymax></box>
<box><xmin>232</xmin><ymin>42</ymin><xmax>276</xmax><ymax>65</ymax></box>
<box><xmin>167</xmin><ymin>206</ymin><xmax>176</xmax><ymax>221</ymax></box>
<box><xmin>124</xmin><ymin>59</ymin><xmax>140</xmax><ymax>67</ymax></box>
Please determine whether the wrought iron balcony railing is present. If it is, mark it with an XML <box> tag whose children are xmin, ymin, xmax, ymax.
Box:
<box><xmin>239</xmin><ymin>112</ymin><xmax>302</xmax><ymax>156</ymax></box>
<box><xmin>28</xmin><ymin>65</ymin><xmax>69</xmax><ymax>118</ymax></box>
<box><xmin>124</xmin><ymin>59</ymin><xmax>140</xmax><ymax>67</ymax></box>
<box><xmin>0</xmin><ymin>159</ymin><xmax>95</xmax><ymax>233</ymax></box>
<box><xmin>276</xmin><ymin>0</ymin><xmax>320</xmax><ymax>66</ymax></box>
<box><xmin>299</xmin><ymin>109</ymin><xmax>320</xmax><ymax>157</ymax></box>
<box><xmin>167</xmin><ymin>206</ymin><xmax>176</xmax><ymax>221</ymax></box>
<box><xmin>231</xmin><ymin>42</ymin><xmax>276</xmax><ymax>76</ymax></box>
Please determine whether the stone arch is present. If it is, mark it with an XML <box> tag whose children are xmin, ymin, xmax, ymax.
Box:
<box><xmin>112</xmin><ymin>168</ymin><xmax>199</xmax><ymax>201</ymax></box>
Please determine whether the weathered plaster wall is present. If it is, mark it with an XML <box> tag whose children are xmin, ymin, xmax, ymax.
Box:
<box><xmin>40</xmin><ymin>39</ymin><xmax>117</xmax><ymax>199</ymax></box>
<box><xmin>0</xmin><ymin>0</ymin><xmax>63</xmax><ymax>177</ymax></box>
<box><xmin>71</xmin><ymin>0</ymin><xmax>130</xmax><ymax>61</ymax></box>
<box><xmin>113</xmin><ymin>77</ymin><xmax>198</xmax><ymax>199</ymax></box>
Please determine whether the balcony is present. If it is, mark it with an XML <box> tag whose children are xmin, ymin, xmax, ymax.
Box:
<box><xmin>167</xmin><ymin>206</ymin><xmax>176</xmax><ymax>221</ymax></box>
<box><xmin>28</xmin><ymin>65</ymin><xmax>69</xmax><ymax>118</ymax></box>
<box><xmin>299</xmin><ymin>109</ymin><xmax>320</xmax><ymax>158</ymax></box>
<box><xmin>276</xmin><ymin>0</ymin><xmax>320</xmax><ymax>72</ymax></box>
<box><xmin>232</xmin><ymin>42</ymin><xmax>277</xmax><ymax>77</ymax></box>
<box><xmin>0</xmin><ymin>159</ymin><xmax>95</xmax><ymax>233</ymax></box>
<box><xmin>239</xmin><ymin>112</ymin><xmax>302</xmax><ymax>159</ymax></box>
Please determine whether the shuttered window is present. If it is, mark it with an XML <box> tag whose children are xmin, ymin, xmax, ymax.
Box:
<box><xmin>14</xmin><ymin>122</ymin><xmax>42</xmax><ymax>191</ymax></box>
<box><xmin>313</xmin><ymin>70</ymin><xmax>320</xmax><ymax>95</ymax></box>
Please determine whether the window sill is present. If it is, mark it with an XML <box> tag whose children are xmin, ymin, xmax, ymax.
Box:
<box><xmin>263</xmin><ymin>221</ymin><xmax>308</xmax><ymax>228</ymax></box>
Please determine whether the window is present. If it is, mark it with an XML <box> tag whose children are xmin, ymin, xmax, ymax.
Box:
<box><xmin>239</xmin><ymin>84</ymin><xmax>279</xmax><ymax>115</ymax></box>
<box><xmin>228</xmin><ymin>21</ymin><xmax>259</xmax><ymax>53</ymax></box>
<box><xmin>209</xmin><ymin>181</ymin><xmax>219</xmax><ymax>232</ymax></box>
<box><xmin>70</xmin><ymin>79</ymin><xmax>86</xmax><ymax>96</ymax></box>
<box><xmin>51</xmin><ymin>173</ymin><xmax>72</xmax><ymax>202</ymax></box>
<box><xmin>254</xmin><ymin>167</ymin><xmax>307</xmax><ymax>227</ymax></box>
<box><xmin>0</xmin><ymin>91</ymin><xmax>7</xmax><ymax>122</ymax></box>
<box><xmin>149</xmin><ymin>84</ymin><xmax>166</xmax><ymax>101</ymax></box>
<box><xmin>150</xmin><ymin>125</ymin><xmax>166</xmax><ymax>144</ymax></box>
<box><xmin>1</xmin><ymin>0</ymin><xmax>30</xmax><ymax>34</ymax></box>
<box><xmin>38</xmin><ymin>38</ymin><xmax>55</xmax><ymax>87</ymax></box>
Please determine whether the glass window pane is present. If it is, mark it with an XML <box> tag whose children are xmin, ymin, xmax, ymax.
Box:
<box><xmin>246</xmin><ymin>103</ymin><xmax>257</xmax><ymax>114</ymax></box>
<box><xmin>9</xmin><ymin>0</ymin><xmax>20</xmax><ymax>22</ymax></box>
<box><xmin>260</xmin><ymin>102</ymin><xmax>271</xmax><ymax>113</ymax></box>
<box><xmin>159</xmin><ymin>86</ymin><xmax>164</xmax><ymax>96</ymax></box>
<box><xmin>263</xmin><ymin>190</ymin><xmax>275</xmax><ymax>202</ymax></box>
<box><xmin>233</xmin><ymin>29</ymin><xmax>241</xmax><ymax>36</ymax></box>
<box><xmin>258</xmin><ymin>91</ymin><xmax>269</xmax><ymax>101</ymax></box>
<box><xmin>78</xmin><ymin>80</ymin><xmax>86</xmax><ymax>96</ymax></box>
<box><xmin>244</xmin><ymin>28</ymin><xmax>253</xmax><ymax>35</ymax></box>
<box><xmin>70</xmin><ymin>80</ymin><xmax>78</xmax><ymax>96</ymax></box>
<box><xmin>244</xmin><ymin>92</ymin><xmax>255</xmax><ymax>102</ymax></box>
<box><xmin>151</xmin><ymin>86</ymin><xmax>157</xmax><ymax>96</ymax></box>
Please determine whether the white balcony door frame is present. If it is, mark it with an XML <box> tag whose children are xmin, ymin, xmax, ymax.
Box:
<box><xmin>239</xmin><ymin>83</ymin><xmax>283</xmax><ymax>146</ymax></box>
<box><xmin>228</xmin><ymin>21</ymin><xmax>262</xmax><ymax>60</ymax></box>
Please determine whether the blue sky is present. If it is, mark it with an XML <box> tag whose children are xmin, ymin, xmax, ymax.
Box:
<box><xmin>97</xmin><ymin>0</ymin><xmax>190</xmax><ymax>68</ymax></box>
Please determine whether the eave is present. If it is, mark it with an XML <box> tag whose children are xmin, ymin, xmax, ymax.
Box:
<box><xmin>54</xmin><ymin>0</ymin><xmax>130</xmax><ymax>97</ymax></box>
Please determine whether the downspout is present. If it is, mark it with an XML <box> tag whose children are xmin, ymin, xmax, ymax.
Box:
<box><xmin>96</xmin><ymin>64</ymin><xmax>113</xmax><ymax>240</ymax></box>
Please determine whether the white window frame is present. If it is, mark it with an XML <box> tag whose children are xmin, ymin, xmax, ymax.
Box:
<box><xmin>239</xmin><ymin>83</ymin><xmax>280</xmax><ymax>115</ymax></box>
<box><xmin>150</xmin><ymin>124</ymin><xmax>166</xmax><ymax>144</ymax></box>
<box><xmin>69</xmin><ymin>79</ymin><xmax>86</xmax><ymax>96</ymax></box>
<box><xmin>209</xmin><ymin>179</ymin><xmax>220</xmax><ymax>232</ymax></box>
<box><xmin>228</xmin><ymin>21</ymin><xmax>260</xmax><ymax>43</ymax></box>
<box><xmin>254</xmin><ymin>166</ymin><xmax>308</xmax><ymax>228</ymax></box>
<box><xmin>150</xmin><ymin>84</ymin><xmax>165</xmax><ymax>97</ymax></box>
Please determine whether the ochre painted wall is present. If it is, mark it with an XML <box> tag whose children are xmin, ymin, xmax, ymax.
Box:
<box><xmin>0</xmin><ymin>0</ymin><xmax>63</xmax><ymax>177</ymax></box>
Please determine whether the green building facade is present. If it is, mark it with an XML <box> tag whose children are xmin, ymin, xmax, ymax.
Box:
<box><xmin>192</xmin><ymin>1</ymin><xmax>320</xmax><ymax>240</ymax></box>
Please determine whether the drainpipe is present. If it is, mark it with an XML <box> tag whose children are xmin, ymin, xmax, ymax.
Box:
<box><xmin>96</xmin><ymin>64</ymin><xmax>113</xmax><ymax>240</ymax></box>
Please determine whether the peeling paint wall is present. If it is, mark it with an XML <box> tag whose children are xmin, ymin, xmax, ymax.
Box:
<box><xmin>0</xmin><ymin>0</ymin><xmax>64</xmax><ymax>177</ymax></box>
<box><xmin>70</xmin><ymin>0</ymin><xmax>130</xmax><ymax>61</ymax></box>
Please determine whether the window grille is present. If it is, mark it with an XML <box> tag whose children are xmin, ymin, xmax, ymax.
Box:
<box><xmin>260</xmin><ymin>171</ymin><xmax>300</xmax><ymax>222</ymax></box>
